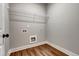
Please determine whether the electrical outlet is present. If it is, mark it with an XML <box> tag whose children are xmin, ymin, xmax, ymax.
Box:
<box><xmin>23</xmin><ymin>29</ymin><xmax>27</xmax><ymax>32</ymax></box>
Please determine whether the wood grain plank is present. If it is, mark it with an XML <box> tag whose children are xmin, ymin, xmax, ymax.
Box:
<box><xmin>21</xmin><ymin>49</ymin><xmax>28</xmax><ymax>56</ymax></box>
<box><xmin>43</xmin><ymin>44</ymin><xmax>68</xmax><ymax>56</ymax></box>
<box><xmin>10</xmin><ymin>44</ymin><xmax>68</xmax><ymax>56</ymax></box>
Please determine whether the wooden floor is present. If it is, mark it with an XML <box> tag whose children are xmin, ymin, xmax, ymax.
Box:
<box><xmin>10</xmin><ymin>44</ymin><xmax>68</xmax><ymax>56</ymax></box>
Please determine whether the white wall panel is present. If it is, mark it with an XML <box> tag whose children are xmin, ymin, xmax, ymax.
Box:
<box><xmin>9</xmin><ymin>3</ymin><xmax>46</xmax><ymax>49</ymax></box>
<box><xmin>47</xmin><ymin>3</ymin><xmax>79</xmax><ymax>55</ymax></box>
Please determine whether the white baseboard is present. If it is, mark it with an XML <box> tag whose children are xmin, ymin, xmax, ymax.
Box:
<box><xmin>46</xmin><ymin>41</ymin><xmax>78</xmax><ymax>56</ymax></box>
<box><xmin>8</xmin><ymin>41</ymin><xmax>78</xmax><ymax>56</ymax></box>
<box><xmin>8</xmin><ymin>41</ymin><xmax>47</xmax><ymax>56</ymax></box>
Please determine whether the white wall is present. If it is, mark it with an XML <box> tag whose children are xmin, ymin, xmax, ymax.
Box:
<box><xmin>9</xmin><ymin>3</ymin><xmax>46</xmax><ymax>49</ymax></box>
<box><xmin>47</xmin><ymin>3</ymin><xmax>79</xmax><ymax>55</ymax></box>
<box><xmin>10</xmin><ymin>3</ymin><xmax>79</xmax><ymax>55</ymax></box>
<box><xmin>9</xmin><ymin>3</ymin><xmax>46</xmax><ymax>16</ymax></box>
<box><xmin>0</xmin><ymin>4</ymin><xmax>3</xmax><ymax>30</ymax></box>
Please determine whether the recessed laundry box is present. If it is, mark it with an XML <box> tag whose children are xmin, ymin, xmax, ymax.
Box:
<box><xmin>29</xmin><ymin>35</ymin><xmax>37</xmax><ymax>43</ymax></box>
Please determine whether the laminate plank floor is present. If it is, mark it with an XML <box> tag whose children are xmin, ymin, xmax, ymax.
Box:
<box><xmin>10</xmin><ymin>44</ymin><xmax>68</xmax><ymax>56</ymax></box>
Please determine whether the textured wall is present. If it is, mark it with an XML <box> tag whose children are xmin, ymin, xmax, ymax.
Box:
<box><xmin>9</xmin><ymin>3</ymin><xmax>46</xmax><ymax>16</ymax></box>
<box><xmin>0</xmin><ymin>4</ymin><xmax>3</xmax><ymax>30</ymax></box>
<box><xmin>10</xmin><ymin>21</ymin><xmax>46</xmax><ymax>48</ymax></box>
<box><xmin>9</xmin><ymin>3</ymin><xmax>46</xmax><ymax>49</ymax></box>
<box><xmin>47</xmin><ymin>3</ymin><xmax>79</xmax><ymax>55</ymax></box>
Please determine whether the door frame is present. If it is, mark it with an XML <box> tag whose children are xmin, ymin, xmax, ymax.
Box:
<box><xmin>2</xmin><ymin>3</ymin><xmax>9</xmax><ymax>56</ymax></box>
